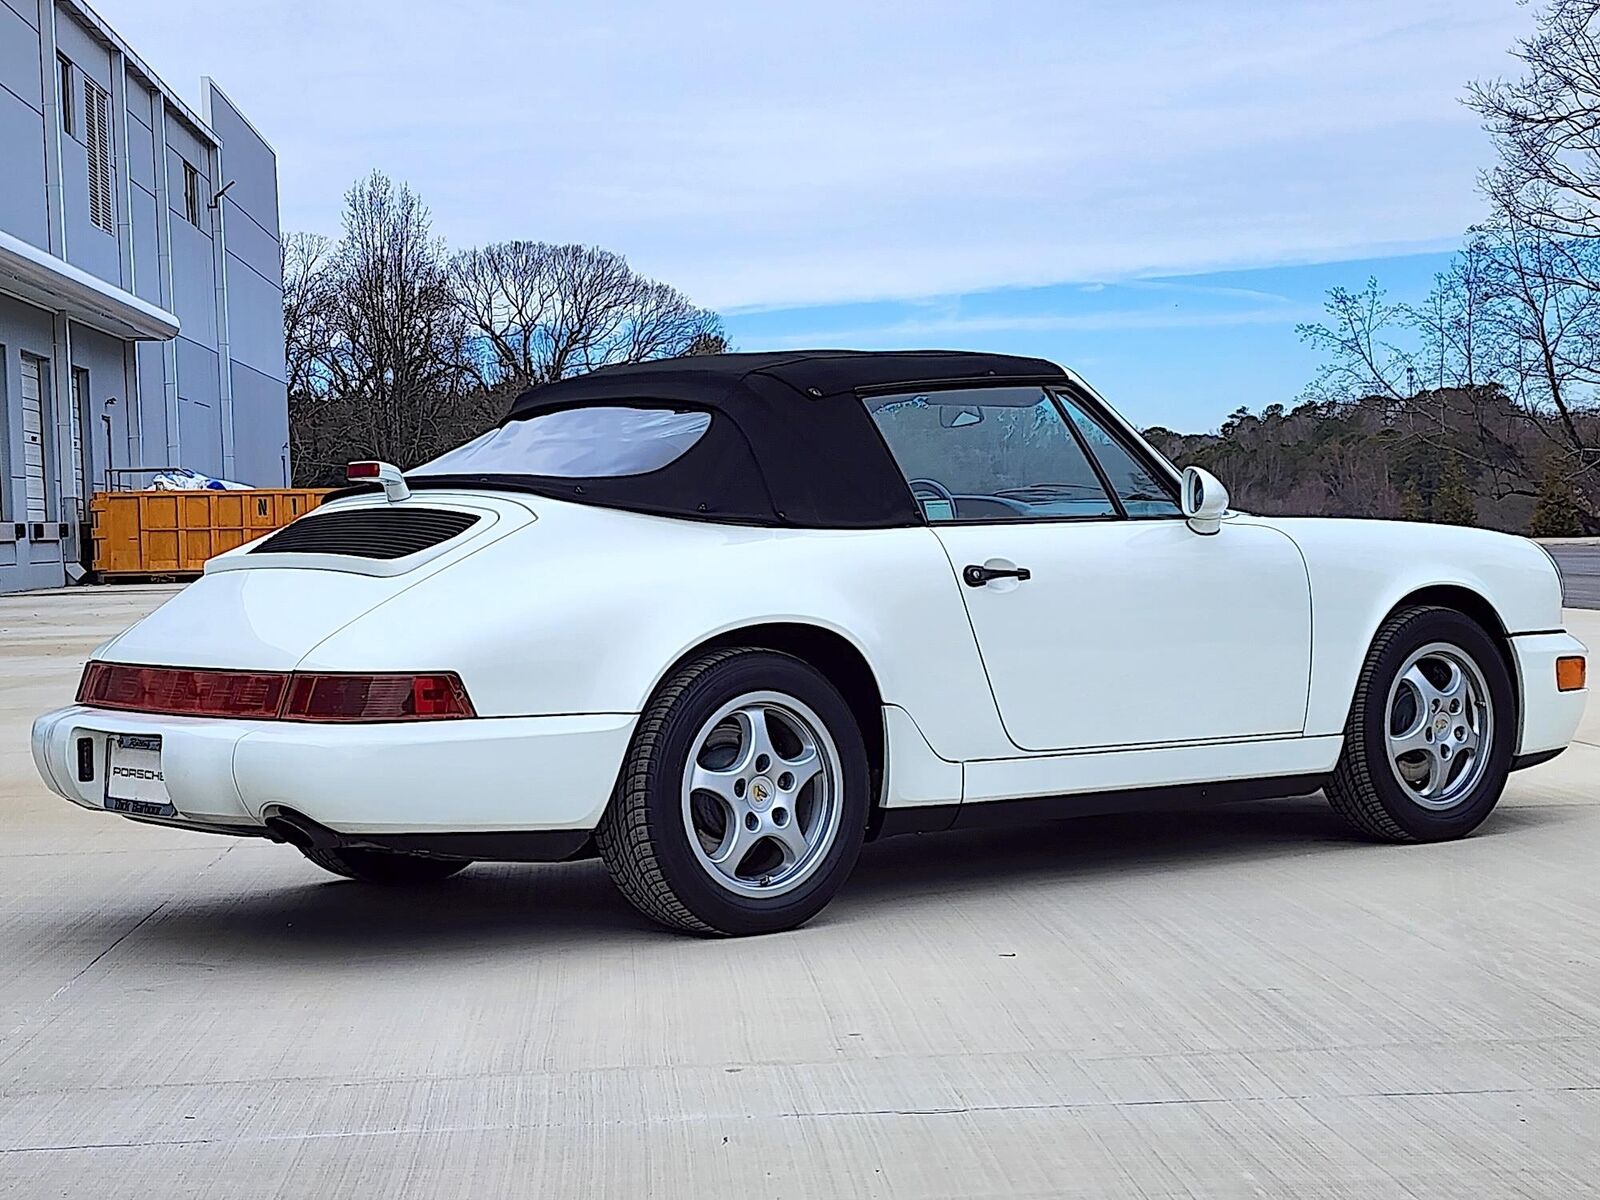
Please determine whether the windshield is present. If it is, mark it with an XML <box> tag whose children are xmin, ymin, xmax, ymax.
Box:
<box><xmin>411</xmin><ymin>406</ymin><xmax>712</xmax><ymax>479</ymax></box>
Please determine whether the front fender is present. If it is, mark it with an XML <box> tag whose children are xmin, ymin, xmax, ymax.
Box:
<box><xmin>1259</xmin><ymin>518</ymin><xmax>1565</xmax><ymax>736</ymax></box>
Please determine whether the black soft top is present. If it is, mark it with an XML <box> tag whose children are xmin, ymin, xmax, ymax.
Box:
<box><xmin>441</xmin><ymin>350</ymin><xmax>1069</xmax><ymax>529</ymax></box>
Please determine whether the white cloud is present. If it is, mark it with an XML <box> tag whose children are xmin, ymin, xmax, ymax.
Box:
<box><xmin>746</xmin><ymin>299</ymin><xmax>1323</xmax><ymax>351</ymax></box>
<box><xmin>100</xmin><ymin>0</ymin><xmax>1529</xmax><ymax>311</ymax></box>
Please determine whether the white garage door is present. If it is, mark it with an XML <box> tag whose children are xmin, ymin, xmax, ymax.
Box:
<box><xmin>71</xmin><ymin>368</ymin><xmax>87</xmax><ymax>508</ymax></box>
<box><xmin>20</xmin><ymin>354</ymin><xmax>49</xmax><ymax>522</ymax></box>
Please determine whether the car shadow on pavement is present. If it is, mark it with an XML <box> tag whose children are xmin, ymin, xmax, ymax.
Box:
<box><xmin>842</xmin><ymin>793</ymin><xmax>1565</xmax><ymax>906</ymax></box>
<box><xmin>123</xmin><ymin>794</ymin><xmax>1576</xmax><ymax>961</ymax></box>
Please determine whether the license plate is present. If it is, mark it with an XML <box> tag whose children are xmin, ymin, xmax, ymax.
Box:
<box><xmin>105</xmin><ymin>734</ymin><xmax>175</xmax><ymax>816</ymax></box>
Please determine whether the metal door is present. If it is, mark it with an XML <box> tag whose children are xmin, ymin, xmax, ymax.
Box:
<box><xmin>20</xmin><ymin>355</ymin><xmax>49</xmax><ymax>522</ymax></box>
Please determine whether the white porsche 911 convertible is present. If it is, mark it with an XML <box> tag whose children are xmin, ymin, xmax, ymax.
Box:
<box><xmin>32</xmin><ymin>351</ymin><xmax>1590</xmax><ymax>935</ymax></box>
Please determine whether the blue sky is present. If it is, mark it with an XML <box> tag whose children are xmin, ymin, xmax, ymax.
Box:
<box><xmin>96</xmin><ymin>0</ymin><xmax>1531</xmax><ymax>432</ymax></box>
<box><xmin>725</xmin><ymin>250</ymin><xmax>1460</xmax><ymax>430</ymax></box>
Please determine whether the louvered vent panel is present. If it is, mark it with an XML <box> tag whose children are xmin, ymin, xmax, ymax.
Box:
<box><xmin>251</xmin><ymin>508</ymin><xmax>480</xmax><ymax>560</ymax></box>
<box><xmin>85</xmin><ymin>81</ymin><xmax>112</xmax><ymax>233</ymax></box>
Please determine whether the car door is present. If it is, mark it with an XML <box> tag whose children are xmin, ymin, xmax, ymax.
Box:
<box><xmin>864</xmin><ymin>383</ymin><xmax>1311</xmax><ymax>753</ymax></box>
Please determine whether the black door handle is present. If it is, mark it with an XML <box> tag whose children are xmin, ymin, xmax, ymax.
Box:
<box><xmin>963</xmin><ymin>563</ymin><xmax>1032</xmax><ymax>587</ymax></box>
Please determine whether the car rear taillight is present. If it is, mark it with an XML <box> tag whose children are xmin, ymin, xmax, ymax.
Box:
<box><xmin>76</xmin><ymin>663</ymin><xmax>475</xmax><ymax>722</ymax></box>
<box><xmin>281</xmin><ymin>673</ymin><xmax>476</xmax><ymax>722</ymax></box>
<box><xmin>78</xmin><ymin>663</ymin><xmax>289</xmax><ymax>718</ymax></box>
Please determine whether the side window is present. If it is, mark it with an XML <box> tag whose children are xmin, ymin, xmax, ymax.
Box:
<box><xmin>1058</xmin><ymin>395</ymin><xmax>1183</xmax><ymax>518</ymax></box>
<box><xmin>866</xmin><ymin>386</ymin><xmax>1116</xmax><ymax>522</ymax></box>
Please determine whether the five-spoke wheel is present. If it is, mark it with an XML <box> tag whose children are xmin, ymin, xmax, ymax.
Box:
<box><xmin>1328</xmin><ymin>605</ymin><xmax>1514</xmax><ymax>842</ymax></box>
<box><xmin>1383</xmin><ymin>643</ymin><xmax>1494</xmax><ymax>809</ymax></box>
<box><xmin>682</xmin><ymin>693</ymin><xmax>843</xmax><ymax>898</ymax></box>
<box><xmin>596</xmin><ymin>648</ymin><xmax>869</xmax><ymax>935</ymax></box>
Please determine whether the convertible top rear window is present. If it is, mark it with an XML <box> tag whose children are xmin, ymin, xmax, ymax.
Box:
<box><xmin>412</xmin><ymin>406</ymin><xmax>711</xmax><ymax>479</ymax></box>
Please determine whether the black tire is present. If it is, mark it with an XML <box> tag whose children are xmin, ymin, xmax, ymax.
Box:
<box><xmin>595</xmin><ymin>648</ymin><xmax>871</xmax><ymax>936</ymax></box>
<box><xmin>298</xmin><ymin>846</ymin><xmax>471</xmax><ymax>885</ymax></box>
<box><xmin>1326</xmin><ymin>605</ymin><xmax>1515</xmax><ymax>842</ymax></box>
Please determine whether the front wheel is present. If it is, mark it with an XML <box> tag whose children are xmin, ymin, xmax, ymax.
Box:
<box><xmin>595</xmin><ymin>648</ymin><xmax>870</xmax><ymax>936</ymax></box>
<box><xmin>1326</xmin><ymin>605</ymin><xmax>1515</xmax><ymax>842</ymax></box>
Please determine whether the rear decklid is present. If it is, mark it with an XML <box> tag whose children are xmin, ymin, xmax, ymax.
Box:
<box><xmin>95</xmin><ymin>491</ymin><xmax>536</xmax><ymax>671</ymax></box>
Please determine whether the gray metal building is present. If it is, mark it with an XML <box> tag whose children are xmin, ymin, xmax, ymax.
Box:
<box><xmin>0</xmin><ymin>0</ymin><xmax>287</xmax><ymax>592</ymax></box>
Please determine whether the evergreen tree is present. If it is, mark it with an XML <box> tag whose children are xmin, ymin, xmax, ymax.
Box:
<box><xmin>1529</xmin><ymin>465</ymin><xmax>1585</xmax><ymax>537</ymax></box>
<box><xmin>1431</xmin><ymin>455</ymin><xmax>1477</xmax><ymax>526</ymax></box>
<box><xmin>1398</xmin><ymin>482</ymin><xmax>1426</xmax><ymax>522</ymax></box>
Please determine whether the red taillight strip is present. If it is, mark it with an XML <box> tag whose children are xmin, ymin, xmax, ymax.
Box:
<box><xmin>76</xmin><ymin>663</ymin><xmax>475</xmax><ymax>722</ymax></box>
<box><xmin>78</xmin><ymin>662</ymin><xmax>289</xmax><ymax>718</ymax></box>
<box><xmin>281</xmin><ymin>673</ymin><xmax>476</xmax><ymax>722</ymax></box>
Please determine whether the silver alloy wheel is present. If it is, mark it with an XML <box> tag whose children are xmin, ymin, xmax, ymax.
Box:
<box><xmin>681</xmin><ymin>690</ymin><xmax>844</xmax><ymax>899</ymax></box>
<box><xmin>1383</xmin><ymin>641</ymin><xmax>1495</xmax><ymax>810</ymax></box>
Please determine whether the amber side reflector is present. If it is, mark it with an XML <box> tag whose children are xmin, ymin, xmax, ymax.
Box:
<box><xmin>1557</xmin><ymin>656</ymin><xmax>1586</xmax><ymax>692</ymax></box>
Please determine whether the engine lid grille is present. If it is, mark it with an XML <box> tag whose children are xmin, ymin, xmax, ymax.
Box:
<box><xmin>251</xmin><ymin>507</ymin><xmax>480</xmax><ymax>560</ymax></box>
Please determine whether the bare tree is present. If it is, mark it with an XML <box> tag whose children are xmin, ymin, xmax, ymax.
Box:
<box><xmin>1478</xmin><ymin>210</ymin><xmax>1600</xmax><ymax>515</ymax></box>
<box><xmin>450</xmin><ymin>241</ymin><xmax>725</xmax><ymax>392</ymax></box>
<box><xmin>282</xmin><ymin>174</ymin><xmax>727</xmax><ymax>485</ymax></box>
<box><xmin>1470</xmin><ymin>0</ymin><xmax>1600</xmax><ymax>243</ymax></box>
<box><xmin>1411</xmin><ymin>234</ymin><xmax>1496</xmax><ymax>390</ymax></box>
<box><xmin>290</xmin><ymin>172</ymin><xmax>490</xmax><ymax>484</ymax></box>
<box><xmin>1480</xmin><ymin>216</ymin><xmax>1599</xmax><ymax>439</ymax></box>
<box><xmin>1296</xmin><ymin>278</ymin><xmax>1416</xmax><ymax>403</ymax></box>
<box><xmin>281</xmin><ymin>232</ymin><xmax>333</xmax><ymax>406</ymax></box>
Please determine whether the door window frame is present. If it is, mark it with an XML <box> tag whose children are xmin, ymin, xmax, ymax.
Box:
<box><xmin>1048</xmin><ymin>385</ymin><xmax>1185</xmax><ymax>521</ymax></box>
<box><xmin>858</xmin><ymin>377</ymin><xmax>1183</xmax><ymax>528</ymax></box>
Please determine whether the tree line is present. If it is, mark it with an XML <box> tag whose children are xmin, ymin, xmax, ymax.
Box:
<box><xmin>282</xmin><ymin>171</ymin><xmax>727</xmax><ymax>486</ymax></box>
<box><xmin>1153</xmin><ymin>0</ymin><xmax>1600</xmax><ymax>537</ymax></box>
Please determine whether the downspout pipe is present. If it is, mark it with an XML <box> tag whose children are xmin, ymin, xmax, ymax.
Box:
<box><xmin>37</xmin><ymin>0</ymin><xmax>78</xmax><ymax>574</ymax></box>
<box><xmin>152</xmin><ymin>100</ymin><xmax>181</xmax><ymax>467</ymax></box>
<box><xmin>202</xmin><ymin>115</ymin><xmax>236</xmax><ymax>480</ymax></box>
<box><xmin>112</xmin><ymin>52</ymin><xmax>142</xmax><ymax>470</ymax></box>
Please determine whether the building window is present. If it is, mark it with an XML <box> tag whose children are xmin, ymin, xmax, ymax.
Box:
<box><xmin>183</xmin><ymin>160</ymin><xmax>201</xmax><ymax>226</ymax></box>
<box><xmin>58</xmin><ymin>56</ymin><xmax>75</xmax><ymax>138</ymax></box>
<box><xmin>83</xmin><ymin>79</ymin><xmax>113</xmax><ymax>233</ymax></box>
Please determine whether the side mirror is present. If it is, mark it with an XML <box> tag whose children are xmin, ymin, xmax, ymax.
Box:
<box><xmin>940</xmin><ymin>405</ymin><xmax>983</xmax><ymax>429</ymax></box>
<box><xmin>1180</xmin><ymin>466</ymin><xmax>1229</xmax><ymax>535</ymax></box>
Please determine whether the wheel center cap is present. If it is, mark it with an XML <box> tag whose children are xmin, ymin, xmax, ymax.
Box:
<box><xmin>1434</xmin><ymin>715</ymin><xmax>1450</xmax><ymax>734</ymax></box>
<box><xmin>749</xmin><ymin>776</ymin><xmax>775</xmax><ymax>809</ymax></box>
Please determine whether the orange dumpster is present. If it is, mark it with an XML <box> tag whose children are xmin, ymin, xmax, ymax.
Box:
<box><xmin>90</xmin><ymin>489</ymin><xmax>332</xmax><ymax>579</ymax></box>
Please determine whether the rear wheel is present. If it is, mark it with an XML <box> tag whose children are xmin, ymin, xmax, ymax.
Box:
<box><xmin>1326</xmin><ymin>605</ymin><xmax>1514</xmax><ymax>842</ymax></box>
<box><xmin>298</xmin><ymin>846</ymin><xmax>470</xmax><ymax>885</ymax></box>
<box><xmin>595</xmin><ymin>648</ymin><xmax>870</xmax><ymax>935</ymax></box>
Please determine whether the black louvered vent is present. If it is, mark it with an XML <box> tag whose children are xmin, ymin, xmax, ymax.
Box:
<box><xmin>252</xmin><ymin>508</ymin><xmax>480</xmax><ymax>560</ymax></box>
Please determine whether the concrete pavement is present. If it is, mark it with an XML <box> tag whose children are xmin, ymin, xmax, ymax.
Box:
<box><xmin>1</xmin><ymin>587</ymin><xmax>1597</xmax><ymax>1198</ymax></box>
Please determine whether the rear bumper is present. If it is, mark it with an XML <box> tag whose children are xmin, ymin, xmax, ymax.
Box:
<box><xmin>32</xmin><ymin>705</ymin><xmax>636</xmax><ymax>838</ymax></box>
<box><xmin>1510</xmin><ymin>631</ymin><xmax>1588</xmax><ymax>756</ymax></box>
